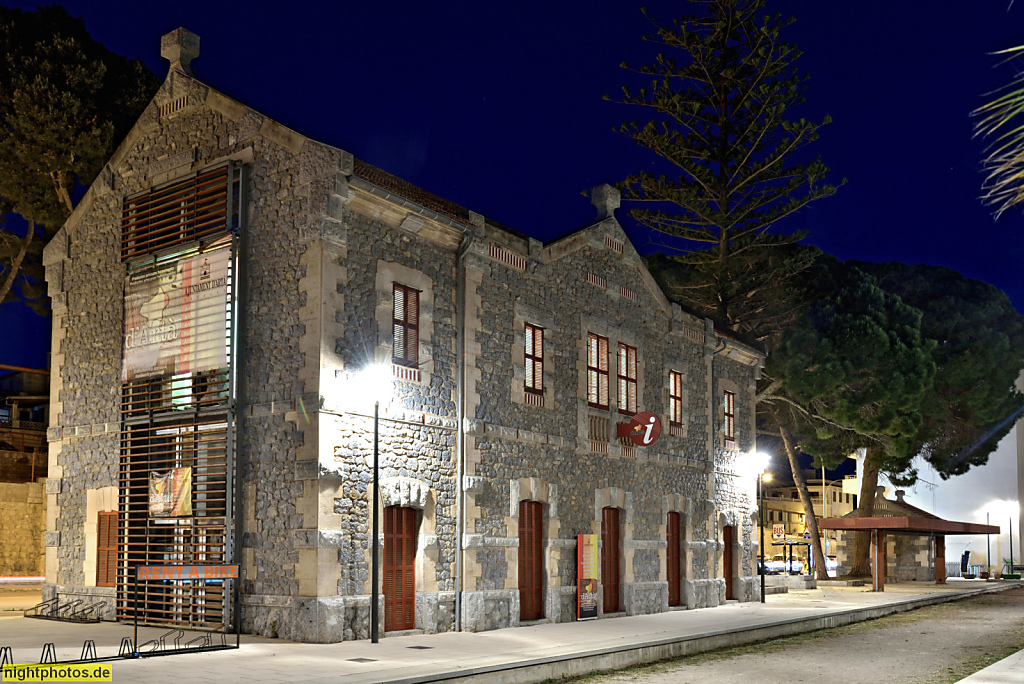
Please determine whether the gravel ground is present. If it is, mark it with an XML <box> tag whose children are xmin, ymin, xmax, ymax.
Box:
<box><xmin>579</xmin><ymin>585</ymin><xmax>1024</xmax><ymax>684</ymax></box>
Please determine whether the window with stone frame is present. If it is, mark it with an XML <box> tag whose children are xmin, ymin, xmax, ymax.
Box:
<box><xmin>669</xmin><ymin>371</ymin><xmax>684</xmax><ymax>426</ymax></box>
<box><xmin>587</xmin><ymin>333</ymin><xmax>609</xmax><ymax>409</ymax></box>
<box><xmin>525</xmin><ymin>323</ymin><xmax>544</xmax><ymax>395</ymax></box>
<box><xmin>723</xmin><ymin>389</ymin><xmax>736</xmax><ymax>449</ymax></box>
<box><xmin>392</xmin><ymin>283</ymin><xmax>420</xmax><ymax>368</ymax></box>
<box><xmin>617</xmin><ymin>342</ymin><xmax>637</xmax><ymax>415</ymax></box>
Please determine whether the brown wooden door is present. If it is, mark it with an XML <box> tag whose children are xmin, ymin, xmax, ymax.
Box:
<box><xmin>518</xmin><ymin>500</ymin><xmax>544</xmax><ymax>621</ymax></box>
<box><xmin>667</xmin><ymin>512</ymin><xmax>681</xmax><ymax>607</ymax></box>
<box><xmin>601</xmin><ymin>507</ymin><xmax>620</xmax><ymax>613</ymax></box>
<box><xmin>723</xmin><ymin>525</ymin><xmax>735</xmax><ymax>600</ymax></box>
<box><xmin>384</xmin><ymin>506</ymin><xmax>416</xmax><ymax>631</ymax></box>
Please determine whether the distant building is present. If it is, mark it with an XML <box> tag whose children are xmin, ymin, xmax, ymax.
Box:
<box><xmin>40</xmin><ymin>28</ymin><xmax>765</xmax><ymax>642</ymax></box>
<box><xmin>0</xmin><ymin>367</ymin><xmax>48</xmax><ymax>482</ymax></box>
<box><xmin>761</xmin><ymin>473</ymin><xmax>856</xmax><ymax>567</ymax></box>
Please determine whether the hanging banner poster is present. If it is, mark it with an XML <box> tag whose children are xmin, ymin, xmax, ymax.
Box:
<box><xmin>577</xmin><ymin>534</ymin><xmax>599</xmax><ymax>620</ymax></box>
<box><xmin>123</xmin><ymin>247</ymin><xmax>230</xmax><ymax>382</ymax></box>
<box><xmin>149</xmin><ymin>467</ymin><xmax>193</xmax><ymax>517</ymax></box>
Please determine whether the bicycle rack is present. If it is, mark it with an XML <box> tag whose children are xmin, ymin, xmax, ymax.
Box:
<box><xmin>1</xmin><ymin>646</ymin><xmax>13</xmax><ymax>666</ymax></box>
<box><xmin>118</xmin><ymin>637</ymin><xmax>135</xmax><ymax>657</ymax></box>
<box><xmin>40</xmin><ymin>643</ymin><xmax>56</xmax><ymax>664</ymax></box>
<box><xmin>80</xmin><ymin>640</ymin><xmax>98</xmax><ymax>661</ymax></box>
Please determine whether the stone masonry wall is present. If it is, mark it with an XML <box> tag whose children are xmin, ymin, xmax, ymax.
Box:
<box><xmin>0</xmin><ymin>481</ymin><xmax>45</xmax><ymax>576</ymax></box>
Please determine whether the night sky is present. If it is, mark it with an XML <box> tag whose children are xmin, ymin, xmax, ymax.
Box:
<box><xmin>2</xmin><ymin>0</ymin><xmax>1023</xmax><ymax>371</ymax></box>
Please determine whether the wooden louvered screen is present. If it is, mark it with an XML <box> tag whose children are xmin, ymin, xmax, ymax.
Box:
<box><xmin>601</xmin><ymin>507</ymin><xmax>620</xmax><ymax>613</ymax></box>
<box><xmin>117</xmin><ymin>412</ymin><xmax>229</xmax><ymax>628</ymax></box>
<box><xmin>518</xmin><ymin>500</ymin><xmax>544</xmax><ymax>621</ymax></box>
<box><xmin>667</xmin><ymin>512</ymin><xmax>681</xmax><ymax>607</ymax></box>
<box><xmin>384</xmin><ymin>506</ymin><xmax>417</xmax><ymax>631</ymax></box>
<box><xmin>97</xmin><ymin>512</ymin><xmax>118</xmax><ymax>587</ymax></box>
<box><xmin>392</xmin><ymin>284</ymin><xmax>420</xmax><ymax>368</ymax></box>
<box><xmin>723</xmin><ymin>525</ymin><xmax>735</xmax><ymax>600</ymax></box>
<box><xmin>524</xmin><ymin>324</ymin><xmax>544</xmax><ymax>395</ymax></box>
<box><xmin>121</xmin><ymin>165</ymin><xmax>233</xmax><ymax>261</ymax></box>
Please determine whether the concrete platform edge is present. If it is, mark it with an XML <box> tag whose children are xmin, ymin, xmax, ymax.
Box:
<box><xmin>385</xmin><ymin>585</ymin><xmax>1015</xmax><ymax>684</ymax></box>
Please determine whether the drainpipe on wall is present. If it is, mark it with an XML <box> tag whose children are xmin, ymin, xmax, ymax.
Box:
<box><xmin>454</xmin><ymin>231</ymin><xmax>475</xmax><ymax>632</ymax></box>
<box><xmin>232</xmin><ymin>164</ymin><xmax>251</xmax><ymax>636</ymax></box>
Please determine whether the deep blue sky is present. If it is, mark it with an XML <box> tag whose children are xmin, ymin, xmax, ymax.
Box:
<box><xmin>3</xmin><ymin>0</ymin><xmax>1023</xmax><ymax>370</ymax></box>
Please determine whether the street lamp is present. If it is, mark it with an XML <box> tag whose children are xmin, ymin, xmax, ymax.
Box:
<box><xmin>351</xmin><ymin>365</ymin><xmax>394</xmax><ymax>643</ymax></box>
<box><xmin>760</xmin><ymin>471</ymin><xmax>772</xmax><ymax>603</ymax></box>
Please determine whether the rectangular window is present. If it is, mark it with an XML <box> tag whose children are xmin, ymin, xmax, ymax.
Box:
<box><xmin>617</xmin><ymin>343</ymin><xmax>637</xmax><ymax>415</ymax></box>
<box><xmin>393</xmin><ymin>284</ymin><xmax>420</xmax><ymax>368</ymax></box>
<box><xmin>587</xmin><ymin>333</ymin><xmax>609</xmax><ymax>409</ymax></box>
<box><xmin>669</xmin><ymin>371</ymin><xmax>684</xmax><ymax>425</ymax></box>
<box><xmin>97</xmin><ymin>511</ymin><xmax>118</xmax><ymax>588</ymax></box>
<box><xmin>525</xmin><ymin>324</ymin><xmax>544</xmax><ymax>394</ymax></box>
<box><xmin>723</xmin><ymin>389</ymin><xmax>736</xmax><ymax>447</ymax></box>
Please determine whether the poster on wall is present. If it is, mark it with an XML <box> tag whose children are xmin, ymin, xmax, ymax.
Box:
<box><xmin>122</xmin><ymin>247</ymin><xmax>230</xmax><ymax>383</ymax></box>
<box><xmin>577</xmin><ymin>534</ymin><xmax>599</xmax><ymax>620</ymax></box>
<box><xmin>149</xmin><ymin>467</ymin><xmax>193</xmax><ymax>517</ymax></box>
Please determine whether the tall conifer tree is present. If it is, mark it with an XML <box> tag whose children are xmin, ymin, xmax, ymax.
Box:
<box><xmin>0</xmin><ymin>6</ymin><xmax>158</xmax><ymax>313</ymax></box>
<box><xmin>612</xmin><ymin>0</ymin><xmax>841</xmax><ymax>334</ymax></box>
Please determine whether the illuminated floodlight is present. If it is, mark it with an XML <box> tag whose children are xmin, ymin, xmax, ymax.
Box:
<box><xmin>743</xmin><ymin>450</ymin><xmax>771</xmax><ymax>476</ymax></box>
<box><xmin>347</xmin><ymin>364</ymin><xmax>394</xmax><ymax>409</ymax></box>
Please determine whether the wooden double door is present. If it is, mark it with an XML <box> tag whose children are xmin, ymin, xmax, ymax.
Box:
<box><xmin>384</xmin><ymin>506</ymin><xmax>417</xmax><ymax>632</ymax></box>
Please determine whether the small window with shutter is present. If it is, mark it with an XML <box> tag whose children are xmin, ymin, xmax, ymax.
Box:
<box><xmin>393</xmin><ymin>283</ymin><xmax>420</xmax><ymax>368</ymax></box>
<box><xmin>97</xmin><ymin>511</ymin><xmax>118</xmax><ymax>587</ymax></box>
<box><xmin>669</xmin><ymin>371</ymin><xmax>684</xmax><ymax>425</ymax></box>
<box><xmin>525</xmin><ymin>323</ymin><xmax>544</xmax><ymax>395</ymax></box>
<box><xmin>587</xmin><ymin>333</ymin><xmax>609</xmax><ymax>410</ymax></box>
<box><xmin>723</xmin><ymin>389</ymin><xmax>736</xmax><ymax>448</ymax></box>
<box><xmin>617</xmin><ymin>343</ymin><xmax>637</xmax><ymax>415</ymax></box>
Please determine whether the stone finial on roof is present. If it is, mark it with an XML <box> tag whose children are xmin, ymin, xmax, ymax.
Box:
<box><xmin>161</xmin><ymin>28</ymin><xmax>200</xmax><ymax>76</ymax></box>
<box><xmin>591</xmin><ymin>184</ymin><xmax>620</xmax><ymax>220</ymax></box>
<box><xmin>895</xmin><ymin>489</ymin><xmax>906</xmax><ymax>502</ymax></box>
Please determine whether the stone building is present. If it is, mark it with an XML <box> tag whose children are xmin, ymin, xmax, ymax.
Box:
<box><xmin>40</xmin><ymin>29</ymin><xmax>764</xmax><ymax>642</ymax></box>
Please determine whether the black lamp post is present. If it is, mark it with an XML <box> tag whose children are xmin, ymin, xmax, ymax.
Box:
<box><xmin>371</xmin><ymin>398</ymin><xmax>380</xmax><ymax>643</ymax></box>
<box><xmin>759</xmin><ymin>472</ymin><xmax>770</xmax><ymax>603</ymax></box>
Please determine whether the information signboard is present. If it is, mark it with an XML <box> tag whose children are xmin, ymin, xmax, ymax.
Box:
<box><xmin>577</xmin><ymin>534</ymin><xmax>599</xmax><ymax>620</ymax></box>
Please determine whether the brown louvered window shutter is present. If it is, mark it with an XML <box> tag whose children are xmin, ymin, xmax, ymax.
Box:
<box><xmin>617</xmin><ymin>343</ymin><xmax>637</xmax><ymax>415</ymax></box>
<box><xmin>384</xmin><ymin>506</ymin><xmax>417</xmax><ymax>631</ymax></box>
<box><xmin>392</xmin><ymin>284</ymin><xmax>420</xmax><ymax>368</ymax></box>
<box><xmin>667</xmin><ymin>512</ymin><xmax>681</xmax><ymax>607</ymax></box>
<box><xmin>97</xmin><ymin>512</ymin><xmax>118</xmax><ymax>587</ymax></box>
<box><xmin>524</xmin><ymin>324</ymin><xmax>544</xmax><ymax>395</ymax></box>
<box><xmin>518</xmin><ymin>500</ymin><xmax>544</xmax><ymax>621</ymax></box>
<box><xmin>723</xmin><ymin>390</ymin><xmax>736</xmax><ymax>448</ymax></box>
<box><xmin>601</xmin><ymin>507</ymin><xmax>620</xmax><ymax>612</ymax></box>
<box><xmin>669</xmin><ymin>371</ymin><xmax>684</xmax><ymax>425</ymax></box>
<box><xmin>588</xmin><ymin>333</ymin><xmax>609</xmax><ymax>409</ymax></box>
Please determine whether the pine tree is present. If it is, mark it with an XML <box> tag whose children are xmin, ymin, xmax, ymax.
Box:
<box><xmin>612</xmin><ymin>0</ymin><xmax>841</xmax><ymax>331</ymax></box>
<box><xmin>0</xmin><ymin>6</ymin><xmax>159</xmax><ymax>313</ymax></box>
